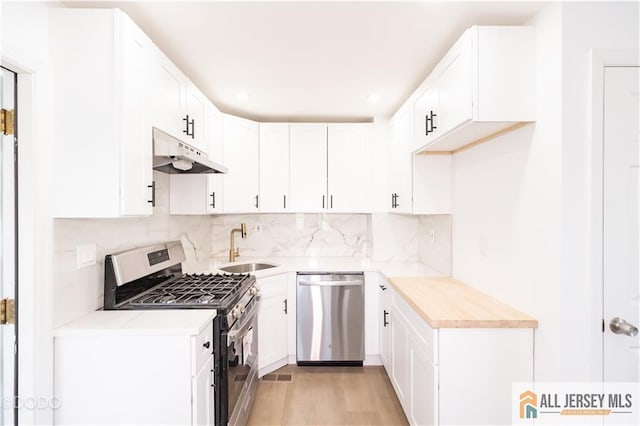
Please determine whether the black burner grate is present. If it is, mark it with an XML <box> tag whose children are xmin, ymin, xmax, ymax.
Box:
<box><xmin>129</xmin><ymin>273</ymin><xmax>252</xmax><ymax>307</ymax></box>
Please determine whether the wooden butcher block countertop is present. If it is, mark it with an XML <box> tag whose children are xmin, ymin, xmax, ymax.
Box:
<box><xmin>387</xmin><ymin>276</ymin><xmax>538</xmax><ymax>329</ymax></box>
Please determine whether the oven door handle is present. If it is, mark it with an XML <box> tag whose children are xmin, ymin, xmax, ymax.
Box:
<box><xmin>227</xmin><ymin>309</ymin><xmax>258</xmax><ymax>345</ymax></box>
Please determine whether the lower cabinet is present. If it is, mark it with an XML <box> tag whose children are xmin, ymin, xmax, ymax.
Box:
<box><xmin>54</xmin><ymin>313</ymin><xmax>215</xmax><ymax>425</ymax></box>
<box><xmin>379</xmin><ymin>276</ymin><xmax>534</xmax><ymax>425</ymax></box>
<box><xmin>257</xmin><ymin>274</ymin><xmax>289</xmax><ymax>377</ymax></box>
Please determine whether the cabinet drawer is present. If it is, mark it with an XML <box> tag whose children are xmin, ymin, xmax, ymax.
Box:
<box><xmin>191</xmin><ymin>321</ymin><xmax>214</xmax><ymax>376</ymax></box>
<box><xmin>257</xmin><ymin>274</ymin><xmax>288</xmax><ymax>300</ymax></box>
<box><xmin>392</xmin><ymin>290</ymin><xmax>437</xmax><ymax>364</ymax></box>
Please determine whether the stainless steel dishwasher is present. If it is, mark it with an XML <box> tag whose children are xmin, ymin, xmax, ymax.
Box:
<box><xmin>296</xmin><ymin>272</ymin><xmax>364</xmax><ymax>365</ymax></box>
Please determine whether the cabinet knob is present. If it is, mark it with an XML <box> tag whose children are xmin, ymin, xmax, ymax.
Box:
<box><xmin>203</xmin><ymin>341</ymin><xmax>211</xmax><ymax>349</ymax></box>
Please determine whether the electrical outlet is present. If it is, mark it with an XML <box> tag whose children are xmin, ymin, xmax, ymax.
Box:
<box><xmin>478</xmin><ymin>237</ymin><xmax>489</xmax><ymax>258</ymax></box>
<box><xmin>429</xmin><ymin>230</ymin><xmax>436</xmax><ymax>244</ymax></box>
<box><xmin>76</xmin><ymin>244</ymin><xmax>97</xmax><ymax>269</ymax></box>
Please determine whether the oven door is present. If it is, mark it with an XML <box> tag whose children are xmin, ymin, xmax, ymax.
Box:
<box><xmin>226</xmin><ymin>306</ymin><xmax>259</xmax><ymax>426</ymax></box>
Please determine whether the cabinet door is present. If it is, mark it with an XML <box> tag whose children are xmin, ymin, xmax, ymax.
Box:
<box><xmin>119</xmin><ymin>14</ymin><xmax>153</xmax><ymax>215</ymax></box>
<box><xmin>410</xmin><ymin>336</ymin><xmax>437</xmax><ymax>426</ymax></box>
<box><xmin>388</xmin><ymin>106</ymin><xmax>413</xmax><ymax>214</ymax></box>
<box><xmin>150</xmin><ymin>50</ymin><xmax>186</xmax><ymax>140</ymax></box>
<box><xmin>436</xmin><ymin>32</ymin><xmax>472</xmax><ymax>137</ymax></box>
<box><xmin>413</xmin><ymin>80</ymin><xmax>439</xmax><ymax>151</ymax></box>
<box><xmin>192</xmin><ymin>357</ymin><xmax>214</xmax><ymax>426</ymax></box>
<box><xmin>259</xmin><ymin>123</ymin><xmax>290</xmax><ymax>212</ymax></box>
<box><xmin>379</xmin><ymin>286</ymin><xmax>392</xmax><ymax>370</ymax></box>
<box><xmin>289</xmin><ymin>124</ymin><xmax>327</xmax><ymax>212</ymax></box>
<box><xmin>257</xmin><ymin>296</ymin><xmax>289</xmax><ymax>371</ymax></box>
<box><xmin>222</xmin><ymin>114</ymin><xmax>260</xmax><ymax>213</ymax></box>
<box><xmin>391</xmin><ymin>312</ymin><xmax>410</xmax><ymax>408</ymax></box>
<box><xmin>327</xmin><ymin>124</ymin><xmax>373</xmax><ymax>213</ymax></box>
<box><xmin>185</xmin><ymin>81</ymin><xmax>208</xmax><ymax>152</ymax></box>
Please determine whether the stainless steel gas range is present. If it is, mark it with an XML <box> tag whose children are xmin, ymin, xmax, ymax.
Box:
<box><xmin>103</xmin><ymin>241</ymin><xmax>260</xmax><ymax>426</ymax></box>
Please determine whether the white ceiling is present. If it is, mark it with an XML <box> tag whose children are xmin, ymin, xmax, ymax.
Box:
<box><xmin>65</xmin><ymin>1</ymin><xmax>544</xmax><ymax>122</ymax></box>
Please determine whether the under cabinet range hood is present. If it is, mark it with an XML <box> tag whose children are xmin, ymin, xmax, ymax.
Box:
<box><xmin>152</xmin><ymin>127</ymin><xmax>227</xmax><ymax>174</ymax></box>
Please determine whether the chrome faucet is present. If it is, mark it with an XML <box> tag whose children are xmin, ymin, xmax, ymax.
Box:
<box><xmin>229</xmin><ymin>223</ymin><xmax>247</xmax><ymax>262</ymax></box>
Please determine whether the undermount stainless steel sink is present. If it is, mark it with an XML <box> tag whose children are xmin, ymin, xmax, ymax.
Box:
<box><xmin>219</xmin><ymin>262</ymin><xmax>278</xmax><ymax>274</ymax></box>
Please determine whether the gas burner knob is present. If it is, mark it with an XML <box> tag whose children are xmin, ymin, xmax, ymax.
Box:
<box><xmin>238</xmin><ymin>304</ymin><xmax>246</xmax><ymax>315</ymax></box>
<box><xmin>249</xmin><ymin>285</ymin><xmax>260</xmax><ymax>296</ymax></box>
<box><xmin>231</xmin><ymin>305</ymin><xmax>242</xmax><ymax>319</ymax></box>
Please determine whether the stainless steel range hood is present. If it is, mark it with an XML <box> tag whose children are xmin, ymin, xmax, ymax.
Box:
<box><xmin>153</xmin><ymin>127</ymin><xmax>227</xmax><ymax>174</ymax></box>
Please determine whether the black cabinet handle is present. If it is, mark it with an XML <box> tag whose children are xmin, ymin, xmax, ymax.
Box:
<box><xmin>431</xmin><ymin>111</ymin><xmax>437</xmax><ymax>132</ymax></box>
<box><xmin>379</xmin><ymin>284</ymin><xmax>387</xmax><ymax>291</ymax></box>
<box><xmin>147</xmin><ymin>181</ymin><xmax>155</xmax><ymax>207</ymax></box>
<box><xmin>383</xmin><ymin>310</ymin><xmax>389</xmax><ymax>327</ymax></box>
<box><xmin>395</xmin><ymin>193</ymin><xmax>399</xmax><ymax>208</ymax></box>
<box><xmin>283</xmin><ymin>299</ymin><xmax>288</xmax><ymax>314</ymax></box>
<box><xmin>391</xmin><ymin>193</ymin><xmax>398</xmax><ymax>209</ymax></box>
<box><xmin>283</xmin><ymin>195</ymin><xmax>286</xmax><ymax>209</ymax></box>
<box><xmin>330</xmin><ymin>195</ymin><xmax>333</xmax><ymax>209</ymax></box>
<box><xmin>210</xmin><ymin>192</ymin><xmax>216</xmax><ymax>208</ymax></box>
<box><xmin>182</xmin><ymin>115</ymin><xmax>195</xmax><ymax>139</ymax></box>
<box><xmin>322</xmin><ymin>195</ymin><xmax>325</xmax><ymax>209</ymax></box>
<box><xmin>425</xmin><ymin>114</ymin><xmax>431</xmax><ymax>135</ymax></box>
<box><xmin>203</xmin><ymin>341</ymin><xmax>211</xmax><ymax>349</ymax></box>
<box><xmin>254</xmin><ymin>194</ymin><xmax>259</xmax><ymax>209</ymax></box>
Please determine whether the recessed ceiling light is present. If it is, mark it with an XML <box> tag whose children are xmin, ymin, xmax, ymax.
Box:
<box><xmin>368</xmin><ymin>94</ymin><xmax>381</xmax><ymax>103</ymax></box>
<box><xmin>237</xmin><ymin>93</ymin><xmax>249</xmax><ymax>101</ymax></box>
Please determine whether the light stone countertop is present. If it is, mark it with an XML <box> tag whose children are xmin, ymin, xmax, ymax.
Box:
<box><xmin>53</xmin><ymin>310</ymin><xmax>216</xmax><ymax>337</ymax></box>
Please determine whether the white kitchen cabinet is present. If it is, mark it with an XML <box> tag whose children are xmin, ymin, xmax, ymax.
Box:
<box><xmin>54</xmin><ymin>311</ymin><xmax>215</xmax><ymax>425</ymax></box>
<box><xmin>223</xmin><ymin>114</ymin><xmax>260</xmax><ymax>213</ymax></box>
<box><xmin>259</xmin><ymin>123</ymin><xmax>290</xmax><ymax>212</ymax></box>
<box><xmin>380</xmin><ymin>282</ymin><xmax>534</xmax><ymax>426</ymax></box>
<box><xmin>289</xmin><ymin>124</ymin><xmax>328</xmax><ymax>212</ymax></box>
<box><xmin>150</xmin><ymin>49</ymin><xmax>188</xmax><ymax>143</ymax></box>
<box><xmin>51</xmin><ymin>8</ymin><xmax>154</xmax><ymax>218</ymax></box>
<box><xmin>378</xmin><ymin>280</ymin><xmax>392</xmax><ymax>371</ymax></box>
<box><xmin>389</xmin><ymin>104</ymin><xmax>452</xmax><ymax>215</ymax></box>
<box><xmin>413</xmin><ymin>26</ymin><xmax>535</xmax><ymax>152</ymax></box>
<box><xmin>169</xmin><ymin>102</ymin><xmax>224</xmax><ymax>214</ymax></box>
<box><xmin>327</xmin><ymin>124</ymin><xmax>373</xmax><ymax>212</ymax></box>
<box><xmin>257</xmin><ymin>274</ymin><xmax>289</xmax><ymax>377</ymax></box>
<box><xmin>150</xmin><ymin>51</ymin><xmax>210</xmax><ymax>153</ymax></box>
<box><xmin>184</xmin><ymin>81</ymin><xmax>210</xmax><ymax>153</ymax></box>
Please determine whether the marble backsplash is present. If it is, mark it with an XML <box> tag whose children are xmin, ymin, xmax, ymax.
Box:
<box><xmin>211</xmin><ymin>213</ymin><xmax>370</xmax><ymax>259</ymax></box>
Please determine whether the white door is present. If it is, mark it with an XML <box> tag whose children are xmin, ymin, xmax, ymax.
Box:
<box><xmin>389</xmin><ymin>106</ymin><xmax>412</xmax><ymax>214</ymax></box>
<box><xmin>259</xmin><ymin>123</ymin><xmax>290</xmax><ymax>212</ymax></box>
<box><xmin>327</xmin><ymin>124</ymin><xmax>373</xmax><ymax>213</ymax></box>
<box><xmin>185</xmin><ymin>82</ymin><xmax>208</xmax><ymax>153</ymax></box>
<box><xmin>1</xmin><ymin>66</ymin><xmax>17</xmax><ymax>425</ymax></box>
<box><xmin>222</xmin><ymin>114</ymin><xmax>259</xmax><ymax>213</ymax></box>
<box><xmin>150</xmin><ymin>50</ymin><xmax>186</xmax><ymax>140</ymax></box>
<box><xmin>289</xmin><ymin>124</ymin><xmax>327</xmax><ymax>212</ymax></box>
<box><xmin>603</xmin><ymin>66</ymin><xmax>640</xmax><ymax>383</ymax></box>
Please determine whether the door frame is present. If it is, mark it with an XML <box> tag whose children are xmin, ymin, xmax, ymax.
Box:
<box><xmin>588</xmin><ymin>49</ymin><xmax>639</xmax><ymax>382</ymax></box>
<box><xmin>2</xmin><ymin>46</ymin><xmax>55</xmax><ymax>425</ymax></box>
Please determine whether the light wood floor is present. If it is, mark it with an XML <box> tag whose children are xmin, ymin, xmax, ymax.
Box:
<box><xmin>247</xmin><ymin>365</ymin><xmax>409</xmax><ymax>426</ymax></box>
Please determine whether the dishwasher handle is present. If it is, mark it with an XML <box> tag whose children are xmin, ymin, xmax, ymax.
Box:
<box><xmin>298</xmin><ymin>279</ymin><xmax>363</xmax><ymax>287</ymax></box>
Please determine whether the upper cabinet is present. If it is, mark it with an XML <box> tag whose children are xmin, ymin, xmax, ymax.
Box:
<box><xmin>259</xmin><ymin>123</ymin><xmax>290</xmax><ymax>213</ymax></box>
<box><xmin>412</xmin><ymin>26</ymin><xmax>535</xmax><ymax>153</ymax></box>
<box><xmin>51</xmin><ymin>9</ymin><xmax>154</xmax><ymax>218</ymax></box>
<box><xmin>150</xmin><ymin>52</ymin><xmax>209</xmax><ymax>153</ymax></box>
<box><xmin>222</xmin><ymin>114</ymin><xmax>260</xmax><ymax>213</ymax></box>
<box><xmin>327</xmin><ymin>124</ymin><xmax>373</xmax><ymax>213</ymax></box>
<box><xmin>289</xmin><ymin>124</ymin><xmax>328</xmax><ymax>212</ymax></box>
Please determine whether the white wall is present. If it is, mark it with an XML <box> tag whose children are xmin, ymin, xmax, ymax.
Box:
<box><xmin>452</xmin><ymin>1</ymin><xmax>640</xmax><ymax>383</ymax></box>
<box><xmin>1</xmin><ymin>1</ymin><xmax>59</xmax><ymax>424</ymax></box>
<box><xmin>560</xmin><ymin>0</ymin><xmax>639</xmax><ymax>381</ymax></box>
